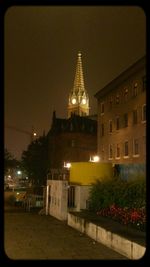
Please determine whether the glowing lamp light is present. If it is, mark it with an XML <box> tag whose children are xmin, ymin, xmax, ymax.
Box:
<box><xmin>33</xmin><ymin>132</ymin><xmax>37</xmax><ymax>136</ymax></box>
<box><xmin>17</xmin><ymin>170</ymin><xmax>22</xmax><ymax>175</ymax></box>
<box><xmin>93</xmin><ymin>156</ymin><xmax>100</xmax><ymax>162</ymax></box>
<box><xmin>89</xmin><ymin>155</ymin><xmax>100</xmax><ymax>162</ymax></box>
<box><xmin>64</xmin><ymin>162</ymin><xmax>71</xmax><ymax>169</ymax></box>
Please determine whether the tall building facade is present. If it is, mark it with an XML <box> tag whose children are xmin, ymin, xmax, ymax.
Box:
<box><xmin>68</xmin><ymin>52</ymin><xmax>89</xmax><ymax>118</ymax></box>
<box><xmin>95</xmin><ymin>56</ymin><xmax>146</xmax><ymax>164</ymax></box>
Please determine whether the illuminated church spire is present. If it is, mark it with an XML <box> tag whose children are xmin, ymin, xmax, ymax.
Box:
<box><xmin>68</xmin><ymin>52</ymin><xmax>89</xmax><ymax>118</ymax></box>
<box><xmin>73</xmin><ymin>51</ymin><xmax>85</xmax><ymax>94</ymax></box>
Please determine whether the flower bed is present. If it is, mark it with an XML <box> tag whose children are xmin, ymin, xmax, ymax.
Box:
<box><xmin>96</xmin><ymin>204</ymin><xmax>146</xmax><ymax>231</ymax></box>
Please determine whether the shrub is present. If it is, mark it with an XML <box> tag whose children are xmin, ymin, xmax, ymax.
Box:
<box><xmin>88</xmin><ymin>176</ymin><xmax>146</xmax><ymax>231</ymax></box>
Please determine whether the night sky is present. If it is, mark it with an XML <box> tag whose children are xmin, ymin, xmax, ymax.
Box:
<box><xmin>4</xmin><ymin>6</ymin><xmax>146</xmax><ymax>160</ymax></box>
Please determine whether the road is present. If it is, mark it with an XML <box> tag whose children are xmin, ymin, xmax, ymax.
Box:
<box><xmin>4</xmin><ymin>207</ymin><xmax>127</xmax><ymax>260</ymax></box>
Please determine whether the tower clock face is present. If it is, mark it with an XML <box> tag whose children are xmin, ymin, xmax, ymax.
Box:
<box><xmin>72</xmin><ymin>98</ymin><xmax>76</xmax><ymax>104</ymax></box>
<box><xmin>82</xmin><ymin>98</ymin><xmax>86</xmax><ymax>104</ymax></box>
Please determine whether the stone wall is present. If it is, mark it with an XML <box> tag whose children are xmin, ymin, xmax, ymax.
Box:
<box><xmin>47</xmin><ymin>180</ymin><xmax>68</xmax><ymax>220</ymax></box>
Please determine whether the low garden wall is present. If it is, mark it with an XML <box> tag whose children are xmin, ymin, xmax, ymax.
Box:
<box><xmin>68</xmin><ymin>212</ymin><xmax>146</xmax><ymax>260</ymax></box>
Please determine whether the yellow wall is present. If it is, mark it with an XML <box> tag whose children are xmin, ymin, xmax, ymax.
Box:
<box><xmin>69</xmin><ymin>162</ymin><xmax>113</xmax><ymax>185</ymax></box>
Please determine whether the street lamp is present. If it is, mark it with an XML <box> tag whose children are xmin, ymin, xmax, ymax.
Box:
<box><xmin>63</xmin><ymin>162</ymin><xmax>71</xmax><ymax>181</ymax></box>
<box><xmin>64</xmin><ymin>162</ymin><xmax>71</xmax><ymax>169</ymax></box>
<box><xmin>89</xmin><ymin>155</ymin><xmax>100</xmax><ymax>162</ymax></box>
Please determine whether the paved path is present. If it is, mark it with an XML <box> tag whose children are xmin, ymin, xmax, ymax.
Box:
<box><xmin>4</xmin><ymin>208</ymin><xmax>127</xmax><ymax>260</ymax></box>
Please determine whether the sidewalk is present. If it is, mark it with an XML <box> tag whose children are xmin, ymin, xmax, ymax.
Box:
<box><xmin>4</xmin><ymin>206</ymin><xmax>127</xmax><ymax>260</ymax></box>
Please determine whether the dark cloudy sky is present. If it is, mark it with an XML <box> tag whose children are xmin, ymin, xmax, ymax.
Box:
<box><xmin>4</xmin><ymin>5</ymin><xmax>146</xmax><ymax>160</ymax></box>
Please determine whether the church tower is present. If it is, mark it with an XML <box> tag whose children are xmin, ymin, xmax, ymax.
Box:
<box><xmin>68</xmin><ymin>52</ymin><xmax>89</xmax><ymax>118</ymax></box>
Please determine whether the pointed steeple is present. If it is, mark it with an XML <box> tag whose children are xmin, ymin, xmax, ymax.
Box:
<box><xmin>68</xmin><ymin>52</ymin><xmax>90</xmax><ymax>118</ymax></box>
<box><xmin>72</xmin><ymin>52</ymin><xmax>85</xmax><ymax>94</ymax></box>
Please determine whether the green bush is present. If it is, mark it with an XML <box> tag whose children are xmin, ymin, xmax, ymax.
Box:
<box><xmin>88</xmin><ymin>177</ymin><xmax>146</xmax><ymax>212</ymax></box>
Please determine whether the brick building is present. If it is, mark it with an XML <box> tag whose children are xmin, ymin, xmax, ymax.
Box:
<box><xmin>48</xmin><ymin>111</ymin><xmax>97</xmax><ymax>170</ymax></box>
<box><xmin>95</xmin><ymin>56</ymin><xmax>146</xmax><ymax>164</ymax></box>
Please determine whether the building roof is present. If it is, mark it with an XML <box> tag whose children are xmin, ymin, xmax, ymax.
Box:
<box><xmin>48</xmin><ymin>111</ymin><xmax>97</xmax><ymax>135</ymax></box>
<box><xmin>95</xmin><ymin>56</ymin><xmax>146</xmax><ymax>99</ymax></box>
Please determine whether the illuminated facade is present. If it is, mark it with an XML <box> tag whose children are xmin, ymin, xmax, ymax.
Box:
<box><xmin>95</xmin><ymin>56</ymin><xmax>146</xmax><ymax>164</ymax></box>
<box><xmin>68</xmin><ymin>52</ymin><xmax>89</xmax><ymax>118</ymax></box>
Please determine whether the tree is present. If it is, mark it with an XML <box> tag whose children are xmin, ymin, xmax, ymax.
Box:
<box><xmin>21</xmin><ymin>134</ymin><xmax>49</xmax><ymax>186</ymax></box>
<box><xmin>4</xmin><ymin>148</ymin><xmax>19</xmax><ymax>174</ymax></box>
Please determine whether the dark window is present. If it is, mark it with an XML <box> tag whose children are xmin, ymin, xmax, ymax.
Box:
<box><xmin>133</xmin><ymin>83</ymin><xmax>138</xmax><ymax>97</ymax></box>
<box><xmin>124</xmin><ymin>88</ymin><xmax>128</xmax><ymax>101</ymax></box>
<box><xmin>133</xmin><ymin>139</ymin><xmax>139</xmax><ymax>155</ymax></box>
<box><xmin>116</xmin><ymin>94</ymin><xmax>119</xmax><ymax>104</ymax></box>
<box><xmin>109</xmin><ymin>145</ymin><xmax>113</xmax><ymax>159</ymax></box>
<box><xmin>116</xmin><ymin>144</ymin><xmax>120</xmax><ymax>158</ymax></box>
<box><xmin>133</xmin><ymin>110</ymin><xmax>138</xmax><ymax>124</ymax></box>
<box><xmin>124</xmin><ymin>113</ymin><xmax>128</xmax><ymax>127</ymax></box>
<box><xmin>101</xmin><ymin>145</ymin><xmax>104</xmax><ymax>160</ymax></box>
<box><xmin>124</xmin><ymin>141</ymin><xmax>129</xmax><ymax>156</ymax></box>
<box><xmin>109</xmin><ymin>97</ymin><xmax>113</xmax><ymax>109</ymax></box>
